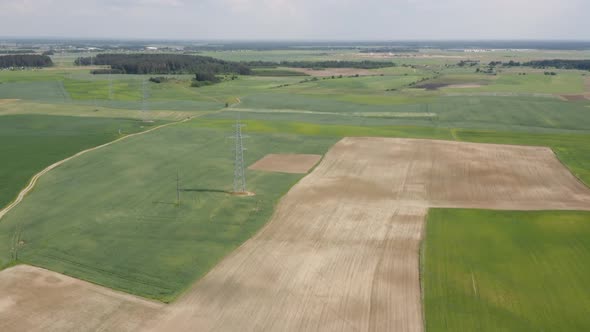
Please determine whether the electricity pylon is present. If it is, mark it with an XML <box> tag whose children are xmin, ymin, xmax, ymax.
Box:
<box><xmin>230</xmin><ymin>118</ymin><xmax>247</xmax><ymax>193</ymax></box>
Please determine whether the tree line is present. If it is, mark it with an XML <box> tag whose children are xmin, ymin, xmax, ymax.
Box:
<box><xmin>0</xmin><ymin>50</ymin><xmax>37</xmax><ymax>54</ymax></box>
<box><xmin>488</xmin><ymin>59</ymin><xmax>590</xmax><ymax>71</ymax></box>
<box><xmin>75</xmin><ymin>54</ymin><xmax>251</xmax><ymax>75</ymax></box>
<box><xmin>0</xmin><ymin>54</ymin><xmax>53</xmax><ymax>68</ymax></box>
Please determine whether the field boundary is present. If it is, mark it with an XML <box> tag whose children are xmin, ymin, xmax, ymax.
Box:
<box><xmin>0</xmin><ymin>116</ymin><xmax>197</xmax><ymax>222</ymax></box>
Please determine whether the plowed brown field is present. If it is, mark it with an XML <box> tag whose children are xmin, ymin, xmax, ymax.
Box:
<box><xmin>0</xmin><ymin>265</ymin><xmax>163</xmax><ymax>332</ymax></box>
<box><xmin>249</xmin><ymin>154</ymin><xmax>322</xmax><ymax>174</ymax></box>
<box><xmin>2</xmin><ymin>137</ymin><xmax>590</xmax><ymax>332</ymax></box>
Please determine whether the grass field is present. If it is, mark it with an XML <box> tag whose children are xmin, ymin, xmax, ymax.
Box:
<box><xmin>0</xmin><ymin>114</ymin><xmax>162</xmax><ymax>210</ymax></box>
<box><xmin>0</xmin><ymin>121</ymin><xmax>337</xmax><ymax>301</ymax></box>
<box><xmin>423</xmin><ymin>209</ymin><xmax>590</xmax><ymax>331</ymax></box>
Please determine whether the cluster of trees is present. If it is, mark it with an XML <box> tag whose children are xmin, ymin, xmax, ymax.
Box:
<box><xmin>488</xmin><ymin>59</ymin><xmax>590</xmax><ymax>71</ymax></box>
<box><xmin>191</xmin><ymin>72</ymin><xmax>222</xmax><ymax>87</ymax></box>
<box><xmin>0</xmin><ymin>54</ymin><xmax>53</xmax><ymax>68</ymax></box>
<box><xmin>75</xmin><ymin>54</ymin><xmax>251</xmax><ymax>75</ymax></box>
<box><xmin>244</xmin><ymin>60</ymin><xmax>395</xmax><ymax>69</ymax></box>
<box><xmin>149</xmin><ymin>76</ymin><xmax>169</xmax><ymax>84</ymax></box>
<box><xmin>458</xmin><ymin>60</ymin><xmax>480</xmax><ymax>67</ymax></box>
<box><xmin>525</xmin><ymin>60</ymin><xmax>590</xmax><ymax>71</ymax></box>
<box><xmin>91</xmin><ymin>69</ymin><xmax>124</xmax><ymax>74</ymax></box>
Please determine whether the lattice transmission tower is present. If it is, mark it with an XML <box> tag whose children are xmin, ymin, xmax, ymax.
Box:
<box><xmin>231</xmin><ymin>118</ymin><xmax>247</xmax><ymax>193</ymax></box>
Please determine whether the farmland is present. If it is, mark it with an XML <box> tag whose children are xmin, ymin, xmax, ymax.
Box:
<box><xmin>0</xmin><ymin>122</ymin><xmax>337</xmax><ymax>301</ymax></box>
<box><xmin>1</xmin><ymin>44</ymin><xmax>590</xmax><ymax>331</ymax></box>
<box><xmin>423</xmin><ymin>209</ymin><xmax>590</xmax><ymax>331</ymax></box>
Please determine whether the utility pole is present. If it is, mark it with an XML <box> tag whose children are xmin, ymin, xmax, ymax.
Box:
<box><xmin>176</xmin><ymin>170</ymin><xmax>181</xmax><ymax>206</ymax></box>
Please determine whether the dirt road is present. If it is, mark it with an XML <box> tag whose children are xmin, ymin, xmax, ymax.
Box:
<box><xmin>2</xmin><ymin>137</ymin><xmax>590</xmax><ymax>331</ymax></box>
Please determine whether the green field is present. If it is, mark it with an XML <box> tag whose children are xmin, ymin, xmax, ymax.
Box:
<box><xmin>423</xmin><ymin>209</ymin><xmax>590</xmax><ymax>331</ymax></box>
<box><xmin>0</xmin><ymin>114</ymin><xmax>162</xmax><ymax>210</ymax></box>
<box><xmin>0</xmin><ymin>121</ymin><xmax>337</xmax><ymax>301</ymax></box>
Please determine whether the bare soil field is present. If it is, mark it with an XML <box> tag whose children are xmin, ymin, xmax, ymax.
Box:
<box><xmin>0</xmin><ymin>265</ymin><xmax>163</xmax><ymax>332</ymax></box>
<box><xmin>249</xmin><ymin>154</ymin><xmax>322</xmax><ymax>174</ymax></box>
<box><xmin>563</xmin><ymin>77</ymin><xmax>590</xmax><ymax>100</ymax></box>
<box><xmin>4</xmin><ymin>138</ymin><xmax>590</xmax><ymax>332</ymax></box>
<box><xmin>561</xmin><ymin>94</ymin><xmax>590</xmax><ymax>101</ymax></box>
<box><xmin>0</xmin><ymin>99</ymin><xmax>19</xmax><ymax>105</ymax></box>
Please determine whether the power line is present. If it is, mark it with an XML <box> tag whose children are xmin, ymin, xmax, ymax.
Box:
<box><xmin>176</xmin><ymin>170</ymin><xmax>181</xmax><ymax>206</ymax></box>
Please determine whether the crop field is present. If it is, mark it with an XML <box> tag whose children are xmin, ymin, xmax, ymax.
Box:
<box><xmin>423</xmin><ymin>209</ymin><xmax>590</xmax><ymax>331</ymax></box>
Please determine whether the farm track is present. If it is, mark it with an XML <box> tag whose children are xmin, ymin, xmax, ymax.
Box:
<box><xmin>3</xmin><ymin>137</ymin><xmax>590</xmax><ymax>331</ymax></box>
<box><xmin>0</xmin><ymin>116</ymin><xmax>196</xmax><ymax>222</ymax></box>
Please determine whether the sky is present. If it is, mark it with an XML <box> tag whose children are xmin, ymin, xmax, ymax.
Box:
<box><xmin>0</xmin><ymin>0</ymin><xmax>589</xmax><ymax>40</ymax></box>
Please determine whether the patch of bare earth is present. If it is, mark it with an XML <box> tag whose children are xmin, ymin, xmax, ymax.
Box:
<box><xmin>4</xmin><ymin>138</ymin><xmax>590</xmax><ymax>331</ymax></box>
<box><xmin>150</xmin><ymin>137</ymin><xmax>590</xmax><ymax>332</ymax></box>
<box><xmin>249</xmin><ymin>154</ymin><xmax>322</xmax><ymax>174</ymax></box>
<box><xmin>0</xmin><ymin>99</ymin><xmax>19</xmax><ymax>105</ymax></box>
<box><xmin>0</xmin><ymin>265</ymin><xmax>163</xmax><ymax>332</ymax></box>
<box><xmin>560</xmin><ymin>94</ymin><xmax>588</xmax><ymax>101</ymax></box>
<box><xmin>560</xmin><ymin>77</ymin><xmax>590</xmax><ymax>101</ymax></box>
